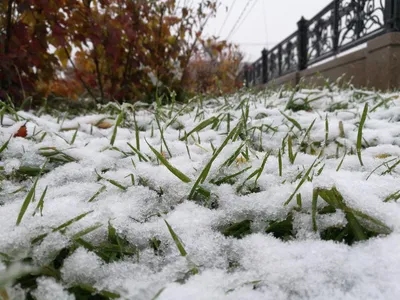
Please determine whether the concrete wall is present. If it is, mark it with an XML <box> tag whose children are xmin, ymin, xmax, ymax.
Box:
<box><xmin>263</xmin><ymin>32</ymin><xmax>400</xmax><ymax>91</ymax></box>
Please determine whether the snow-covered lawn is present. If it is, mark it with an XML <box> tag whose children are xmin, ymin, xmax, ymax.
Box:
<box><xmin>1</xmin><ymin>87</ymin><xmax>400</xmax><ymax>299</ymax></box>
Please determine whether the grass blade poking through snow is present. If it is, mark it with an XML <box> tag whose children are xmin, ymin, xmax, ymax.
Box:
<box><xmin>284</xmin><ymin>158</ymin><xmax>318</xmax><ymax>206</ymax></box>
<box><xmin>312</xmin><ymin>188</ymin><xmax>319</xmax><ymax>231</ymax></box>
<box><xmin>179</xmin><ymin>116</ymin><xmax>218</xmax><ymax>141</ymax></box>
<box><xmin>189</xmin><ymin>125</ymin><xmax>238</xmax><ymax>200</ymax></box>
<box><xmin>336</xmin><ymin>151</ymin><xmax>347</xmax><ymax>172</ymax></box>
<box><xmin>31</xmin><ymin>210</ymin><xmax>94</xmax><ymax>244</ymax></box>
<box><xmin>127</xmin><ymin>142</ymin><xmax>149</xmax><ymax>162</ymax></box>
<box><xmin>164</xmin><ymin>220</ymin><xmax>198</xmax><ymax>275</ymax></box>
<box><xmin>95</xmin><ymin>170</ymin><xmax>127</xmax><ymax>191</ymax></box>
<box><xmin>110</xmin><ymin>110</ymin><xmax>124</xmax><ymax>146</ymax></box>
<box><xmin>164</xmin><ymin>220</ymin><xmax>187</xmax><ymax>256</ymax></box>
<box><xmin>70</xmin><ymin>126</ymin><xmax>79</xmax><ymax>145</ymax></box>
<box><xmin>0</xmin><ymin>135</ymin><xmax>12</xmax><ymax>154</ymax></box>
<box><xmin>147</xmin><ymin>141</ymin><xmax>191</xmax><ymax>183</ymax></box>
<box><xmin>32</xmin><ymin>186</ymin><xmax>48</xmax><ymax>217</ymax></box>
<box><xmin>357</xmin><ymin>103</ymin><xmax>368</xmax><ymax>166</ymax></box>
<box><xmin>88</xmin><ymin>185</ymin><xmax>106</xmax><ymax>202</ymax></box>
<box><xmin>280</xmin><ymin>111</ymin><xmax>302</xmax><ymax>131</ymax></box>
<box><xmin>278</xmin><ymin>149</ymin><xmax>282</xmax><ymax>177</ymax></box>
<box><xmin>288</xmin><ymin>135</ymin><xmax>297</xmax><ymax>164</ymax></box>
<box><xmin>16</xmin><ymin>161</ymin><xmax>48</xmax><ymax>225</ymax></box>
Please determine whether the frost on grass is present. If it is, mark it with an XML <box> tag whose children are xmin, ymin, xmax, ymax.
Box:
<box><xmin>1</xmin><ymin>87</ymin><xmax>400</xmax><ymax>299</ymax></box>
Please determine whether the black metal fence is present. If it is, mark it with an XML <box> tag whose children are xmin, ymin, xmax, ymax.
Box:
<box><xmin>244</xmin><ymin>0</ymin><xmax>400</xmax><ymax>87</ymax></box>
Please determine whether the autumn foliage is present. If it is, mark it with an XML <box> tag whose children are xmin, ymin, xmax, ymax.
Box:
<box><xmin>0</xmin><ymin>0</ymin><xmax>243</xmax><ymax>105</ymax></box>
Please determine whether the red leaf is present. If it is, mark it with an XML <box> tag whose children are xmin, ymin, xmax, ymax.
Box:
<box><xmin>14</xmin><ymin>125</ymin><xmax>28</xmax><ymax>138</ymax></box>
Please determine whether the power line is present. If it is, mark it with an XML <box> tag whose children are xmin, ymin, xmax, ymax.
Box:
<box><xmin>225</xmin><ymin>0</ymin><xmax>254</xmax><ymax>41</ymax></box>
<box><xmin>218</xmin><ymin>0</ymin><xmax>238</xmax><ymax>37</ymax></box>
<box><xmin>229</xmin><ymin>0</ymin><xmax>259</xmax><ymax>39</ymax></box>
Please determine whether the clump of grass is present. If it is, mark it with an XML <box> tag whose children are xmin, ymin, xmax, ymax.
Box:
<box><xmin>16</xmin><ymin>161</ymin><xmax>48</xmax><ymax>226</ymax></box>
<box><xmin>383</xmin><ymin>190</ymin><xmax>400</xmax><ymax>202</ymax></box>
<box><xmin>39</xmin><ymin>147</ymin><xmax>76</xmax><ymax>165</ymax></box>
<box><xmin>312</xmin><ymin>187</ymin><xmax>391</xmax><ymax>245</ymax></box>
<box><xmin>265</xmin><ymin>213</ymin><xmax>294</xmax><ymax>241</ymax></box>
<box><xmin>222</xmin><ymin>220</ymin><xmax>252</xmax><ymax>239</ymax></box>
<box><xmin>285</xmin><ymin>92</ymin><xmax>312</xmax><ymax>112</ymax></box>
<box><xmin>188</xmin><ymin>125</ymin><xmax>238</xmax><ymax>200</ymax></box>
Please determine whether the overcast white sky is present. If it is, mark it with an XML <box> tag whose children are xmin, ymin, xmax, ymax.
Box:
<box><xmin>201</xmin><ymin>0</ymin><xmax>332</xmax><ymax>62</ymax></box>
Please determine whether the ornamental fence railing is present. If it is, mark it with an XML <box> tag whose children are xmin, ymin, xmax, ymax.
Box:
<box><xmin>244</xmin><ymin>0</ymin><xmax>400</xmax><ymax>87</ymax></box>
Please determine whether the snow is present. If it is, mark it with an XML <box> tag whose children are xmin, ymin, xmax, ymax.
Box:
<box><xmin>1</xmin><ymin>87</ymin><xmax>400</xmax><ymax>299</ymax></box>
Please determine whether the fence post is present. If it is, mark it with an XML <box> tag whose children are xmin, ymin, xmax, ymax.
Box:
<box><xmin>244</xmin><ymin>64</ymin><xmax>249</xmax><ymax>88</ymax></box>
<box><xmin>278</xmin><ymin>45</ymin><xmax>282</xmax><ymax>76</ymax></box>
<box><xmin>297</xmin><ymin>16</ymin><xmax>308</xmax><ymax>70</ymax></box>
<box><xmin>332</xmin><ymin>0</ymin><xmax>340</xmax><ymax>53</ymax></box>
<box><xmin>385</xmin><ymin>0</ymin><xmax>400</xmax><ymax>32</ymax></box>
<box><xmin>262</xmin><ymin>48</ymin><xmax>268</xmax><ymax>84</ymax></box>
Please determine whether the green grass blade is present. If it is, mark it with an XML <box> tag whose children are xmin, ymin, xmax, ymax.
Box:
<box><xmin>152</xmin><ymin>287</ymin><xmax>166</xmax><ymax>300</ymax></box>
<box><xmin>220</xmin><ymin>143</ymin><xmax>245</xmax><ymax>169</ymax></box>
<box><xmin>284</xmin><ymin>158</ymin><xmax>318</xmax><ymax>206</ymax></box>
<box><xmin>33</xmin><ymin>186</ymin><xmax>48</xmax><ymax>217</ymax></box>
<box><xmin>300</xmin><ymin>119</ymin><xmax>316</xmax><ymax>145</ymax></box>
<box><xmin>52</xmin><ymin>210</ymin><xmax>94</xmax><ymax>233</ymax></box>
<box><xmin>0</xmin><ymin>135</ymin><xmax>12</xmax><ymax>154</ymax></box>
<box><xmin>16</xmin><ymin>161</ymin><xmax>48</xmax><ymax>225</ymax></box>
<box><xmin>180</xmin><ymin>116</ymin><xmax>218</xmax><ymax>141</ymax></box>
<box><xmin>127</xmin><ymin>142</ymin><xmax>149</xmax><ymax>162</ymax></box>
<box><xmin>155</xmin><ymin>115</ymin><xmax>172</xmax><ymax>158</ymax></box>
<box><xmin>110</xmin><ymin>110</ymin><xmax>124</xmax><ymax>146</ymax></box>
<box><xmin>280</xmin><ymin>111</ymin><xmax>302</xmax><ymax>131</ymax></box>
<box><xmin>70</xmin><ymin>127</ymin><xmax>79</xmax><ymax>145</ymax></box>
<box><xmin>164</xmin><ymin>220</ymin><xmax>187</xmax><ymax>256</ymax></box>
<box><xmin>212</xmin><ymin>166</ymin><xmax>252</xmax><ymax>185</ymax></box>
<box><xmin>357</xmin><ymin>103</ymin><xmax>368</xmax><ymax>166</ymax></box>
<box><xmin>345</xmin><ymin>211</ymin><xmax>367</xmax><ymax>241</ymax></box>
<box><xmin>189</xmin><ymin>126</ymin><xmax>238</xmax><ymax>199</ymax></box>
<box><xmin>312</xmin><ymin>188</ymin><xmax>318</xmax><ymax>231</ymax></box>
<box><xmin>147</xmin><ymin>141</ymin><xmax>191</xmax><ymax>183</ymax></box>
<box><xmin>88</xmin><ymin>185</ymin><xmax>106</xmax><ymax>202</ymax></box>
<box><xmin>71</xmin><ymin>223</ymin><xmax>102</xmax><ymax>240</ymax></box>
<box><xmin>255</xmin><ymin>151</ymin><xmax>271</xmax><ymax>183</ymax></box>
<box><xmin>16</xmin><ymin>180</ymin><xmax>37</xmax><ymax>225</ymax></box>
<box><xmin>336</xmin><ymin>151</ymin><xmax>347</xmax><ymax>172</ymax></box>
<box><xmin>288</xmin><ymin>135</ymin><xmax>297</xmax><ymax>164</ymax></box>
